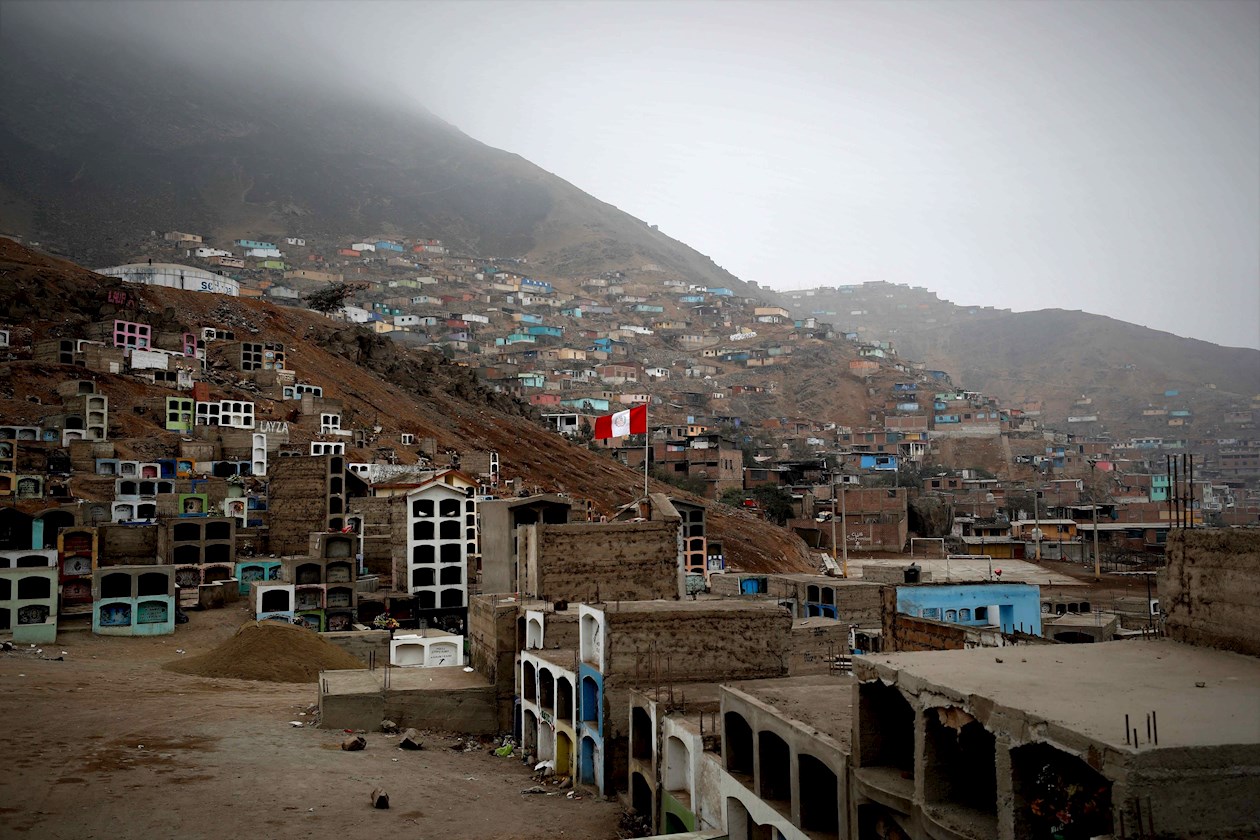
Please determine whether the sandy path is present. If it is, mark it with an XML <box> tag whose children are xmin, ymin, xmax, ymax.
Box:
<box><xmin>0</xmin><ymin>608</ymin><xmax>624</xmax><ymax>839</ymax></box>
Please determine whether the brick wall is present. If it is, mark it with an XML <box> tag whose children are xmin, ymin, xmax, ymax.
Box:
<box><xmin>881</xmin><ymin>587</ymin><xmax>967</xmax><ymax>651</ymax></box>
<box><xmin>522</xmin><ymin>521</ymin><xmax>678</xmax><ymax>603</ymax></box>
<box><xmin>1160</xmin><ymin>529</ymin><xmax>1260</xmax><ymax>657</ymax></box>
<box><xmin>603</xmin><ymin>602</ymin><xmax>791</xmax><ymax>684</ymax></box>
<box><xmin>789</xmin><ymin>619</ymin><xmax>851</xmax><ymax>674</ymax></box>
<box><xmin>97</xmin><ymin>523</ymin><xmax>159</xmax><ymax>565</ymax></box>
<box><xmin>349</xmin><ymin>495</ymin><xmax>403</xmax><ymax>579</ymax></box>
<box><xmin>267</xmin><ymin>456</ymin><xmax>331</xmax><ymax>556</ymax></box>
<box><xmin>468</xmin><ymin>594</ymin><xmax>519</xmax><ymax>727</ymax></box>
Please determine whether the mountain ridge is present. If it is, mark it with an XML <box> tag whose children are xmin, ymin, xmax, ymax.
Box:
<box><xmin>0</xmin><ymin>18</ymin><xmax>755</xmax><ymax>295</ymax></box>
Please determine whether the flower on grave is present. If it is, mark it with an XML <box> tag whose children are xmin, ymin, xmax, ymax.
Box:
<box><xmin>373</xmin><ymin>613</ymin><xmax>400</xmax><ymax>631</ymax></box>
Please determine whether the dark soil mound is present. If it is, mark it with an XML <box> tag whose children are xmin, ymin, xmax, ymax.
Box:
<box><xmin>164</xmin><ymin>621</ymin><xmax>365</xmax><ymax>683</ymax></box>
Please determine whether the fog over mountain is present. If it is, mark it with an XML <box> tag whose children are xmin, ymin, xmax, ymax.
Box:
<box><xmin>1</xmin><ymin>0</ymin><xmax>1257</xmax><ymax>347</ymax></box>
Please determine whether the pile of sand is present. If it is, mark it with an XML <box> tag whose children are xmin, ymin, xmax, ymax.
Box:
<box><xmin>164</xmin><ymin>621</ymin><xmax>366</xmax><ymax>683</ymax></box>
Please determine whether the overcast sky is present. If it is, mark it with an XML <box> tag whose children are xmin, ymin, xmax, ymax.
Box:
<box><xmin>11</xmin><ymin>0</ymin><xmax>1260</xmax><ymax>348</ymax></box>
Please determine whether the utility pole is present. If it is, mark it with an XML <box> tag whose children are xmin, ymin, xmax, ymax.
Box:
<box><xmin>1033</xmin><ymin>486</ymin><xmax>1042</xmax><ymax>562</ymax></box>
<box><xmin>840</xmin><ymin>472</ymin><xmax>849</xmax><ymax>578</ymax></box>
<box><xmin>829</xmin><ymin>469</ymin><xmax>838</xmax><ymax>573</ymax></box>
<box><xmin>1056</xmin><ymin>482</ymin><xmax>1063</xmax><ymax>560</ymax></box>
<box><xmin>1092</xmin><ymin>502</ymin><xmax>1101</xmax><ymax>581</ymax></box>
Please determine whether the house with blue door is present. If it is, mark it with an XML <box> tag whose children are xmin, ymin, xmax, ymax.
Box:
<box><xmin>896</xmin><ymin>582</ymin><xmax>1042</xmax><ymax>635</ymax></box>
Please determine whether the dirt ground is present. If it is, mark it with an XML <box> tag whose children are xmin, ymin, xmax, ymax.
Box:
<box><xmin>0</xmin><ymin>607</ymin><xmax>625</xmax><ymax>839</ymax></box>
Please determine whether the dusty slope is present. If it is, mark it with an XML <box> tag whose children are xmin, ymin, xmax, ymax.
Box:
<box><xmin>0</xmin><ymin>239</ymin><xmax>814</xmax><ymax>573</ymax></box>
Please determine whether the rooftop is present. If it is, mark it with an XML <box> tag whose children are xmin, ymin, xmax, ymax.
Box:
<box><xmin>853</xmin><ymin>556</ymin><xmax>1082</xmax><ymax>586</ymax></box>
<box><xmin>597</xmin><ymin>599</ymin><xmax>790</xmax><ymax>616</ymax></box>
<box><xmin>857</xmin><ymin>639</ymin><xmax>1260</xmax><ymax>750</ymax></box>
<box><xmin>321</xmin><ymin>665</ymin><xmax>491</xmax><ymax>696</ymax></box>
<box><xmin>732</xmin><ymin>674</ymin><xmax>856</xmax><ymax>751</ymax></box>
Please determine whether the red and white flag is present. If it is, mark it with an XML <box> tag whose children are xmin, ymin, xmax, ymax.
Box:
<box><xmin>593</xmin><ymin>403</ymin><xmax>647</xmax><ymax>440</ymax></box>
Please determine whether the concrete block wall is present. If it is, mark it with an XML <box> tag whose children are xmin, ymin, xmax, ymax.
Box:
<box><xmin>883</xmin><ymin>607</ymin><xmax>969</xmax><ymax>653</ymax></box>
<box><xmin>788</xmin><ymin>619</ymin><xmax>852</xmax><ymax>675</ymax></box>
<box><xmin>159</xmin><ymin>517</ymin><xmax>236</xmax><ymax>566</ymax></box>
<box><xmin>468</xmin><ymin>594</ymin><xmax>520</xmax><ymax>727</ymax></box>
<box><xmin>234</xmin><ymin>559</ymin><xmax>282</xmax><ymax>595</ymax></box>
<box><xmin>598</xmin><ymin>602</ymin><xmax>792</xmax><ymax>686</ymax></box>
<box><xmin>1161</xmin><ymin>529</ymin><xmax>1260</xmax><ymax>657</ymax></box>
<box><xmin>96</xmin><ymin>523</ymin><xmax>159</xmax><ymax>565</ymax></box>
<box><xmin>522</xmin><ymin>521</ymin><xmax>680</xmax><ymax>603</ymax></box>
<box><xmin>0</xmin><ymin>566</ymin><xmax>59</xmax><ymax>643</ymax></box>
<box><xmin>92</xmin><ymin>565</ymin><xmax>176</xmax><ymax>636</ymax></box>
<box><xmin>322</xmin><ymin>629</ymin><xmax>390</xmax><ymax>664</ymax></box>
<box><xmin>267</xmin><ymin>456</ymin><xmax>334</xmax><ymax>556</ymax></box>
<box><xmin>347</xmin><ymin>495</ymin><xmax>404</xmax><ymax>579</ymax></box>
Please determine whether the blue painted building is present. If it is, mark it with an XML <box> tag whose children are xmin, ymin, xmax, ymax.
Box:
<box><xmin>375</xmin><ymin>241</ymin><xmax>405</xmax><ymax>252</ymax></box>
<box><xmin>860</xmin><ymin>454</ymin><xmax>899</xmax><ymax>471</ymax></box>
<box><xmin>526</xmin><ymin>325</ymin><xmax>564</xmax><ymax>338</ymax></box>
<box><xmin>521</xmin><ymin>277</ymin><xmax>554</xmax><ymax>294</ymax></box>
<box><xmin>896</xmin><ymin>582</ymin><xmax>1042</xmax><ymax>635</ymax></box>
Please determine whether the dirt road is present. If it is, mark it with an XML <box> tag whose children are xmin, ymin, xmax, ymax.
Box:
<box><xmin>0</xmin><ymin>607</ymin><xmax>624</xmax><ymax>839</ymax></box>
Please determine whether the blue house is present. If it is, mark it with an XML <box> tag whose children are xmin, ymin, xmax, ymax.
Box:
<box><xmin>860</xmin><ymin>454</ymin><xmax>899</xmax><ymax>471</ymax></box>
<box><xmin>375</xmin><ymin>241</ymin><xmax>405</xmax><ymax>252</ymax></box>
<box><xmin>707</xmin><ymin>287</ymin><xmax>734</xmax><ymax>297</ymax></box>
<box><xmin>526</xmin><ymin>325</ymin><xmax>564</xmax><ymax>338</ymax></box>
<box><xmin>591</xmin><ymin>338</ymin><xmax>613</xmax><ymax>352</ymax></box>
<box><xmin>897</xmin><ymin>582</ymin><xmax>1042</xmax><ymax>635</ymax></box>
<box><xmin>495</xmin><ymin>334</ymin><xmax>536</xmax><ymax>346</ymax></box>
<box><xmin>516</xmin><ymin>313</ymin><xmax>544</xmax><ymax>325</ymax></box>
<box><xmin>522</xmin><ymin>278</ymin><xmax>554</xmax><ymax>294</ymax></box>
<box><xmin>516</xmin><ymin>373</ymin><xmax>546</xmax><ymax>388</ymax></box>
<box><xmin>235</xmin><ymin>239</ymin><xmax>275</xmax><ymax>250</ymax></box>
<box><xmin>679</xmin><ymin>295</ymin><xmax>705</xmax><ymax>303</ymax></box>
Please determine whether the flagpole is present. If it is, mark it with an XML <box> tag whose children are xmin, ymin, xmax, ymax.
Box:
<box><xmin>643</xmin><ymin>402</ymin><xmax>649</xmax><ymax>500</ymax></box>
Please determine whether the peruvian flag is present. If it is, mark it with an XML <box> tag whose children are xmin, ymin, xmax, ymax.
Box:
<box><xmin>593</xmin><ymin>403</ymin><xmax>647</xmax><ymax>440</ymax></box>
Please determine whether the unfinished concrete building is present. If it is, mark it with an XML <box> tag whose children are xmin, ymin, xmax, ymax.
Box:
<box><xmin>478</xmin><ymin>494</ymin><xmax>572</xmax><ymax>594</ymax></box>
<box><xmin>851</xmin><ymin>641</ymin><xmax>1260</xmax><ymax>839</ymax></box>
<box><xmin>267</xmin><ymin>454</ymin><xmax>364</xmax><ymax>555</ymax></box>
<box><xmin>576</xmin><ymin>600</ymin><xmax>793</xmax><ymax>796</ymax></box>
<box><xmin>518</xmin><ymin>519</ymin><xmax>682</xmax><ymax>603</ymax></box>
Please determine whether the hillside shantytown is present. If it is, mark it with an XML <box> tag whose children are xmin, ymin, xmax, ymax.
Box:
<box><xmin>0</xmin><ymin>228</ymin><xmax>1257</xmax><ymax>840</ymax></box>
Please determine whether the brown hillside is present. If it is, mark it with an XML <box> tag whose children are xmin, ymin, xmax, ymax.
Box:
<box><xmin>0</xmin><ymin>239</ymin><xmax>814</xmax><ymax>573</ymax></box>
